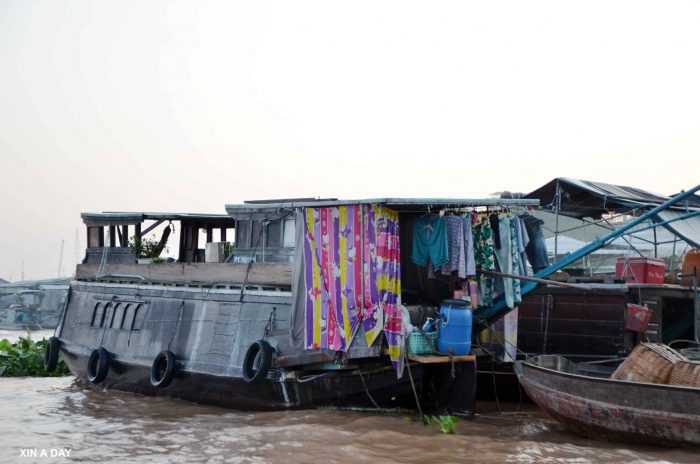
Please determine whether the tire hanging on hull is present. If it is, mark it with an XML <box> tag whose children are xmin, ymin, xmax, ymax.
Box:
<box><xmin>242</xmin><ymin>340</ymin><xmax>273</xmax><ymax>384</ymax></box>
<box><xmin>150</xmin><ymin>350</ymin><xmax>177</xmax><ymax>388</ymax></box>
<box><xmin>87</xmin><ymin>347</ymin><xmax>111</xmax><ymax>384</ymax></box>
<box><xmin>44</xmin><ymin>336</ymin><xmax>60</xmax><ymax>373</ymax></box>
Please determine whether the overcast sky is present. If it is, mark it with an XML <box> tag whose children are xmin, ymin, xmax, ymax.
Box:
<box><xmin>1</xmin><ymin>0</ymin><xmax>699</xmax><ymax>281</ymax></box>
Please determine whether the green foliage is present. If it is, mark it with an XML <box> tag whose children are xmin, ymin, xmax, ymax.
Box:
<box><xmin>151</xmin><ymin>257</ymin><xmax>167</xmax><ymax>265</ymax></box>
<box><xmin>420</xmin><ymin>414</ymin><xmax>458</xmax><ymax>434</ymax></box>
<box><xmin>223</xmin><ymin>242</ymin><xmax>234</xmax><ymax>258</ymax></box>
<box><xmin>0</xmin><ymin>336</ymin><xmax>71</xmax><ymax>377</ymax></box>
<box><xmin>128</xmin><ymin>236</ymin><xmax>167</xmax><ymax>259</ymax></box>
<box><xmin>436</xmin><ymin>415</ymin><xmax>458</xmax><ymax>434</ymax></box>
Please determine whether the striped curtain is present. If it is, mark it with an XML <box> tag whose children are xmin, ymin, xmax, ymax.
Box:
<box><xmin>303</xmin><ymin>204</ymin><xmax>403</xmax><ymax>371</ymax></box>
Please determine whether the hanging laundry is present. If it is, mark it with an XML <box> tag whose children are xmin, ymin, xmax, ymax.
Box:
<box><xmin>510</xmin><ymin>217</ymin><xmax>522</xmax><ymax>305</ymax></box>
<box><xmin>303</xmin><ymin>205</ymin><xmax>362</xmax><ymax>351</ymax></box>
<box><xmin>489</xmin><ymin>213</ymin><xmax>501</xmax><ymax>249</ymax></box>
<box><xmin>301</xmin><ymin>203</ymin><xmax>404</xmax><ymax>374</ymax></box>
<box><xmin>473</xmin><ymin>215</ymin><xmax>496</xmax><ymax>307</ymax></box>
<box><xmin>411</xmin><ymin>215</ymin><xmax>448</xmax><ymax>267</ymax></box>
<box><xmin>463</xmin><ymin>213</ymin><xmax>477</xmax><ymax>277</ymax></box>
<box><xmin>513</xmin><ymin>216</ymin><xmax>529</xmax><ymax>276</ymax></box>
<box><xmin>433</xmin><ymin>215</ymin><xmax>467</xmax><ymax>278</ymax></box>
<box><xmin>520</xmin><ymin>213</ymin><xmax>549</xmax><ymax>273</ymax></box>
<box><xmin>494</xmin><ymin>215</ymin><xmax>515</xmax><ymax>309</ymax></box>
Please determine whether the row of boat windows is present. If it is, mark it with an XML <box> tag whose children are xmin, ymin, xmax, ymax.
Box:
<box><xmin>91</xmin><ymin>302</ymin><xmax>146</xmax><ymax>331</ymax></box>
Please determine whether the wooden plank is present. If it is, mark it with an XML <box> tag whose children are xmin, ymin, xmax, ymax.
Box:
<box><xmin>408</xmin><ymin>354</ymin><xmax>475</xmax><ymax>363</ymax></box>
<box><xmin>77</xmin><ymin>262</ymin><xmax>293</xmax><ymax>286</ymax></box>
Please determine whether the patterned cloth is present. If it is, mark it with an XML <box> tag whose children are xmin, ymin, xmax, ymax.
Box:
<box><xmin>303</xmin><ymin>204</ymin><xmax>403</xmax><ymax>373</ymax></box>
<box><xmin>363</xmin><ymin>205</ymin><xmax>402</xmax><ymax>369</ymax></box>
<box><xmin>473</xmin><ymin>215</ymin><xmax>495</xmax><ymax>307</ymax></box>
<box><xmin>463</xmin><ymin>214</ymin><xmax>477</xmax><ymax>277</ymax></box>
<box><xmin>303</xmin><ymin>205</ymin><xmax>362</xmax><ymax>351</ymax></box>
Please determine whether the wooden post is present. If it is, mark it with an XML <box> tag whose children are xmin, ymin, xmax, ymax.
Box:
<box><xmin>135</xmin><ymin>223</ymin><xmax>142</xmax><ymax>238</ymax></box>
<box><xmin>109</xmin><ymin>226</ymin><xmax>116</xmax><ymax>247</ymax></box>
<box><xmin>220</xmin><ymin>227</ymin><xmax>227</xmax><ymax>242</ymax></box>
<box><xmin>206</xmin><ymin>225</ymin><xmax>213</xmax><ymax>243</ymax></box>
<box><xmin>121</xmin><ymin>225</ymin><xmax>128</xmax><ymax>247</ymax></box>
<box><xmin>98</xmin><ymin>227</ymin><xmax>104</xmax><ymax>247</ymax></box>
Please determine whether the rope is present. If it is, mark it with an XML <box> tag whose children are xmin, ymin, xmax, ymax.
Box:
<box><xmin>403</xmin><ymin>341</ymin><xmax>424</xmax><ymax>417</ymax></box>
<box><xmin>357</xmin><ymin>369</ymin><xmax>381</xmax><ymax>409</ymax></box>
<box><xmin>239</xmin><ymin>221</ymin><xmax>267</xmax><ymax>302</ymax></box>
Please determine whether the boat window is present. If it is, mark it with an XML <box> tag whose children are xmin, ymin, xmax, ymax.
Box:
<box><xmin>100</xmin><ymin>303</ymin><xmax>112</xmax><ymax>328</ymax></box>
<box><xmin>282</xmin><ymin>218</ymin><xmax>296</xmax><ymax>247</ymax></box>
<box><xmin>91</xmin><ymin>303</ymin><xmax>103</xmax><ymax>327</ymax></box>
<box><xmin>131</xmin><ymin>304</ymin><xmax>146</xmax><ymax>331</ymax></box>
<box><xmin>236</xmin><ymin>220</ymin><xmax>251</xmax><ymax>248</ymax></box>
<box><xmin>251</xmin><ymin>221</ymin><xmax>262</xmax><ymax>246</ymax></box>
<box><xmin>111</xmin><ymin>303</ymin><xmax>124</xmax><ymax>329</ymax></box>
<box><xmin>266</xmin><ymin>221</ymin><xmax>281</xmax><ymax>248</ymax></box>
<box><xmin>122</xmin><ymin>304</ymin><xmax>134</xmax><ymax>330</ymax></box>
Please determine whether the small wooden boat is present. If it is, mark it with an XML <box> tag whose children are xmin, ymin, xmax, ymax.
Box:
<box><xmin>515</xmin><ymin>355</ymin><xmax>700</xmax><ymax>447</ymax></box>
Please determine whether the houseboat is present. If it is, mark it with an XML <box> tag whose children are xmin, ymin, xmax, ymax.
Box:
<box><xmin>48</xmin><ymin>197</ymin><xmax>538</xmax><ymax>412</ymax></box>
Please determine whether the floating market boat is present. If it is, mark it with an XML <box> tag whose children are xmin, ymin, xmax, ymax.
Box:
<box><xmin>47</xmin><ymin>198</ymin><xmax>541</xmax><ymax>412</ymax></box>
<box><xmin>515</xmin><ymin>354</ymin><xmax>700</xmax><ymax>446</ymax></box>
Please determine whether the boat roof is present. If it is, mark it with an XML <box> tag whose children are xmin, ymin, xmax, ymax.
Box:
<box><xmin>225</xmin><ymin>197</ymin><xmax>540</xmax><ymax>215</ymax></box>
<box><xmin>526</xmin><ymin>177</ymin><xmax>700</xmax><ymax>219</ymax></box>
<box><xmin>81</xmin><ymin>212</ymin><xmax>234</xmax><ymax>227</ymax></box>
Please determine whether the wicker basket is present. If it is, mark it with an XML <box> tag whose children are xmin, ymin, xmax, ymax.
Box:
<box><xmin>610</xmin><ymin>343</ymin><xmax>687</xmax><ymax>384</ymax></box>
<box><xmin>669</xmin><ymin>360</ymin><xmax>700</xmax><ymax>388</ymax></box>
<box><xmin>407</xmin><ymin>331</ymin><xmax>437</xmax><ymax>355</ymax></box>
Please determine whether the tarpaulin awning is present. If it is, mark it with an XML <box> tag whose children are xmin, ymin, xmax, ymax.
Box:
<box><xmin>526</xmin><ymin>178</ymin><xmax>677</xmax><ymax>219</ymax></box>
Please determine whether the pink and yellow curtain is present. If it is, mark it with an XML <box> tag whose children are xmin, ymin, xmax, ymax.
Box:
<box><xmin>303</xmin><ymin>204</ymin><xmax>402</xmax><ymax>370</ymax></box>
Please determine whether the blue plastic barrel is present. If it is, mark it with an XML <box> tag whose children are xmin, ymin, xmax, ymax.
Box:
<box><xmin>437</xmin><ymin>299</ymin><xmax>472</xmax><ymax>355</ymax></box>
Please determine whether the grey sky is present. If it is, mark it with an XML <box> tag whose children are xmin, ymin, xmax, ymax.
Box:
<box><xmin>1</xmin><ymin>1</ymin><xmax>699</xmax><ymax>281</ymax></box>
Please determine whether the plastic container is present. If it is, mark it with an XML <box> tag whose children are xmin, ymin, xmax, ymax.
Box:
<box><xmin>615</xmin><ymin>257</ymin><xmax>665</xmax><ymax>284</ymax></box>
<box><xmin>626</xmin><ymin>303</ymin><xmax>653</xmax><ymax>332</ymax></box>
<box><xmin>407</xmin><ymin>331</ymin><xmax>437</xmax><ymax>355</ymax></box>
<box><xmin>681</xmin><ymin>249</ymin><xmax>700</xmax><ymax>286</ymax></box>
<box><xmin>437</xmin><ymin>299</ymin><xmax>472</xmax><ymax>355</ymax></box>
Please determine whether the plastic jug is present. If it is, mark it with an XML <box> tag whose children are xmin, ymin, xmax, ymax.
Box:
<box><xmin>437</xmin><ymin>299</ymin><xmax>472</xmax><ymax>355</ymax></box>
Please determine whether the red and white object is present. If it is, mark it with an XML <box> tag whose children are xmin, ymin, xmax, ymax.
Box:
<box><xmin>615</xmin><ymin>257</ymin><xmax>666</xmax><ymax>284</ymax></box>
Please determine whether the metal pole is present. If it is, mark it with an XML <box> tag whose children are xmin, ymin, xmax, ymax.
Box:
<box><xmin>481</xmin><ymin>270</ymin><xmax>592</xmax><ymax>290</ymax></box>
<box><xmin>554</xmin><ymin>180</ymin><xmax>560</xmax><ymax>259</ymax></box>
<box><xmin>58</xmin><ymin>239</ymin><xmax>65</xmax><ymax>278</ymax></box>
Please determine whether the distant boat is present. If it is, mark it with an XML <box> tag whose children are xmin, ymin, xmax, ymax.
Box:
<box><xmin>515</xmin><ymin>355</ymin><xmax>700</xmax><ymax>447</ymax></box>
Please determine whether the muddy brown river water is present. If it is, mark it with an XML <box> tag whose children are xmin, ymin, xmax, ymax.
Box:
<box><xmin>1</xmin><ymin>331</ymin><xmax>698</xmax><ymax>463</ymax></box>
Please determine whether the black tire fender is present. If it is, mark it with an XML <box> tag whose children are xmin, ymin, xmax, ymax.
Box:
<box><xmin>242</xmin><ymin>340</ymin><xmax>273</xmax><ymax>384</ymax></box>
<box><xmin>87</xmin><ymin>347</ymin><xmax>111</xmax><ymax>384</ymax></box>
<box><xmin>44</xmin><ymin>336</ymin><xmax>60</xmax><ymax>373</ymax></box>
<box><xmin>150</xmin><ymin>350</ymin><xmax>177</xmax><ymax>388</ymax></box>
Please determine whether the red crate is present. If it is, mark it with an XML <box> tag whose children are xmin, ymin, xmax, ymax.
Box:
<box><xmin>626</xmin><ymin>303</ymin><xmax>653</xmax><ymax>332</ymax></box>
<box><xmin>615</xmin><ymin>257</ymin><xmax>665</xmax><ymax>284</ymax></box>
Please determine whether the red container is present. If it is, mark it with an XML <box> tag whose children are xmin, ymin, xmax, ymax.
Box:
<box><xmin>626</xmin><ymin>303</ymin><xmax>653</xmax><ymax>332</ymax></box>
<box><xmin>615</xmin><ymin>257</ymin><xmax>665</xmax><ymax>284</ymax></box>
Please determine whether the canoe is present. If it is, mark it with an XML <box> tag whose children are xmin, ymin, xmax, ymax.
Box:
<box><xmin>515</xmin><ymin>355</ymin><xmax>700</xmax><ymax>447</ymax></box>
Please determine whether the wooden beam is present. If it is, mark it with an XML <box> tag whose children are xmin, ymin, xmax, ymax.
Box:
<box><xmin>76</xmin><ymin>262</ymin><xmax>293</xmax><ymax>286</ymax></box>
<box><xmin>408</xmin><ymin>354</ymin><xmax>475</xmax><ymax>363</ymax></box>
<box><xmin>140</xmin><ymin>219</ymin><xmax>165</xmax><ymax>237</ymax></box>
<box><xmin>121</xmin><ymin>225</ymin><xmax>128</xmax><ymax>246</ymax></box>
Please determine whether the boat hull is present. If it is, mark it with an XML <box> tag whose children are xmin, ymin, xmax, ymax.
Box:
<box><xmin>56</xmin><ymin>281</ymin><xmax>477</xmax><ymax>413</ymax></box>
<box><xmin>516</xmin><ymin>356</ymin><xmax>700</xmax><ymax>446</ymax></box>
